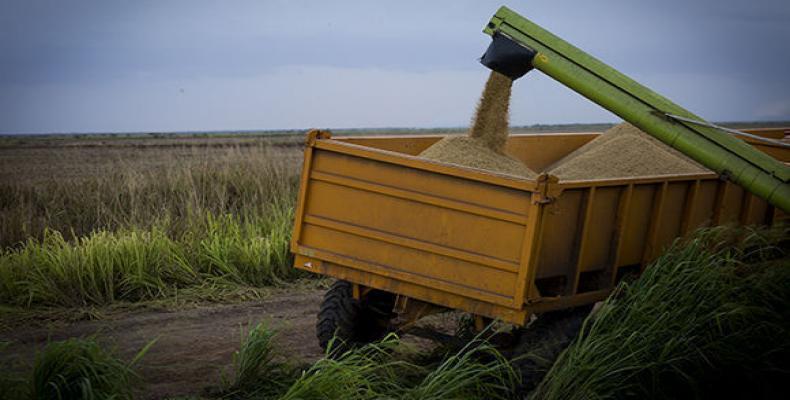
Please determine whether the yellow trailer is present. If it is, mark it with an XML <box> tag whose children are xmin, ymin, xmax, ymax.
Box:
<box><xmin>291</xmin><ymin>127</ymin><xmax>789</xmax><ymax>349</ymax></box>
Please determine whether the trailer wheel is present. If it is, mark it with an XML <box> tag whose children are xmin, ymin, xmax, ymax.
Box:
<box><xmin>316</xmin><ymin>280</ymin><xmax>394</xmax><ymax>353</ymax></box>
<box><xmin>510</xmin><ymin>306</ymin><xmax>592</xmax><ymax>393</ymax></box>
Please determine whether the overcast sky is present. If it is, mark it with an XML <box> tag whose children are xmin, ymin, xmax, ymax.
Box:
<box><xmin>1</xmin><ymin>0</ymin><xmax>789</xmax><ymax>134</ymax></box>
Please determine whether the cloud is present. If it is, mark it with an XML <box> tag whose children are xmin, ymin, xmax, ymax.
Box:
<box><xmin>1</xmin><ymin>0</ymin><xmax>789</xmax><ymax>133</ymax></box>
<box><xmin>0</xmin><ymin>65</ymin><xmax>605</xmax><ymax>133</ymax></box>
<box><xmin>1</xmin><ymin>66</ymin><xmax>488</xmax><ymax>133</ymax></box>
<box><xmin>7</xmin><ymin>62</ymin><xmax>790</xmax><ymax>134</ymax></box>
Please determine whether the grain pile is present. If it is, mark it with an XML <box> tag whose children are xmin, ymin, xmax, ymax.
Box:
<box><xmin>548</xmin><ymin>123</ymin><xmax>710</xmax><ymax>180</ymax></box>
<box><xmin>420</xmin><ymin>136</ymin><xmax>536</xmax><ymax>177</ymax></box>
<box><xmin>419</xmin><ymin>71</ymin><xmax>537</xmax><ymax>179</ymax></box>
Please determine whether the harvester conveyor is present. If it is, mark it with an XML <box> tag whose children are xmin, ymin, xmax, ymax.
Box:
<box><xmin>480</xmin><ymin>6</ymin><xmax>790</xmax><ymax>212</ymax></box>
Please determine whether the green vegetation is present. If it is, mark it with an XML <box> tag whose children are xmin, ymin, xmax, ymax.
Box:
<box><xmin>398</xmin><ymin>336</ymin><xmax>518</xmax><ymax>400</ymax></box>
<box><xmin>0</xmin><ymin>144</ymin><xmax>305</xmax><ymax>309</ymax></box>
<box><xmin>278</xmin><ymin>337</ymin><xmax>404</xmax><ymax>400</ymax></box>
<box><xmin>221</xmin><ymin>328</ymin><xmax>518</xmax><ymax>400</ymax></box>
<box><xmin>533</xmin><ymin>226</ymin><xmax>790</xmax><ymax>399</ymax></box>
<box><xmin>0</xmin><ymin>144</ymin><xmax>300</xmax><ymax>248</ymax></box>
<box><xmin>1</xmin><ymin>337</ymin><xmax>151</xmax><ymax>400</ymax></box>
<box><xmin>221</xmin><ymin>323</ymin><xmax>296</xmax><ymax>398</ymax></box>
<box><xmin>0</xmin><ymin>211</ymin><xmax>299</xmax><ymax>308</ymax></box>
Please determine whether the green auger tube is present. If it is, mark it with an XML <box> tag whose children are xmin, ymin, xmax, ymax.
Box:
<box><xmin>480</xmin><ymin>6</ymin><xmax>790</xmax><ymax>213</ymax></box>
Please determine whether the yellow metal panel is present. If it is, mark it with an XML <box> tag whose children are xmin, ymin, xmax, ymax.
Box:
<box><xmin>692</xmin><ymin>181</ymin><xmax>719</xmax><ymax>227</ymax></box>
<box><xmin>579</xmin><ymin>187</ymin><xmax>620</xmax><ymax>273</ymax></box>
<box><xmin>619</xmin><ymin>185</ymin><xmax>656</xmax><ymax>266</ymax></box>
<box><xmin>740</xmin><ymin>193</ymin><xmax>755</xmax><ymax>225</ymax></box>
<box><xmin>680</xmin><ymin>180</ymin><xmax>700</xmax><ymax>235</ymax></box>
<box><xmin>294</xmin><ymin>141</ymin><xmax>534</xmax><ymax>311</ymax></box>
<box><xmin>569</xmin><ymin>187</ymin><xmax>595</xmax><ymax>294</ymax></box>
<box><xmin>557</xmin><ymin>172</ymin><xmax>718</xmax><ymax>189</ymax></box>
<box><xmin>337</xmin><ymin>132</ymin><xmax>600</xmax><ymax>172</ymax></box>
<box><xmin>304</xmin><ymin>180</ymin><xmax>525</xmax><ymax>265</ymax></box>
<box><xmin>535</xmin><ymin>190</ymin><xmax>584</xmax><ymax>280</ymax></box>
<box><xmin>715</xmin><ymin>182</ymin><xmax>745</xmax><ymax>224</ymax></box>
<box><xmin>742</xmin><ymin>194</ymin><xmax>769</xmax><ymax>225</ymax></box>
<box><xmin>741</xmin><ymin>127</ymin><xmax>788</xmax><ymax>140</ymax></box>
<box><xmin>609</xmin><ymin>184</ymin><xmax>633</xmax><ymax>287</ymax></box>
<box><xmin>290</xmin><ymin>133</ymin><xmax>319</xmax><ymax>251</ymax></box>
<box><xmin>295</xmin><ymin>255</ymin><xmax>529</xmax><ymax>325</ymax></box>
<box><xmin>311</xmin><ymin>149</ymin><xmax>531</xmax><ymax>217</ymax></box>
<box><xmin>518</xmin><ymin>194</ymin><xmax>546</xmax><ymax>303</ymax></box>
<box><xmin>298</xmin><ymin>224</ymin><xmax>518</xmax><ymax>305</ymax></box>
<box><xmin>505</xmin><ymin>133</ymin><xmax>598</xmax><ymax>171</ymax></box>
<box><xmin>315</xmin><ymin>140</ymin><xmax>538</xmax><ymax>191</ymax></box>
<box><xmin>652</xmin><ymin>182</ymin><xmax>689</xmax><ymax>257</ymax></box>
<box><xmin>642</xmin><ymin>182</ymin><xmax>668</xmax><ymax>266</ymax></box>
<box><xmin>338</xmin><ymin>135</ymin><xmax>442</xmax><ymax>155</ymax></box>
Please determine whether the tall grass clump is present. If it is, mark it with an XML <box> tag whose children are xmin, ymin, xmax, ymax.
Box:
<box><xmin>532</xmin><ymin>226</ymin><xmax>790</xmax><ymax>399</ymax></box>
<box><xmin>0</xmin><ymin>208</ymin><xmax>301</xmax><ymax>308</ymax></box>
<box><xmin>0</xmin><ymin>228</ymin><xmax>194</xmax><ymax>307</ymax></box>
<box><xmin>26</xmin><ymin>337</ymin><xmax>151</xmax><ymax>400</ymax></box>
<box><xmin>221</xmin><ymin>322</ymin><xmax>296</xmax><ymax>398</ymax></box>
<box><xmin>400</xmin><ymin>336</ymin><xmax>518</xmax><ymax>400</ymax></box>
<box><xmin>278</xmin><ymin>335</ymin><xmax>404</xmax><ymax>400</ymax></box>
<box><xmin>198</xmin><ymin>205</ymin><xmax>296</xmax><ymax>287</ymax></box>
<box><xmin>277</xmin><ymin>333</ymin><xmax>517</xmax><ymax>400</ymax></box>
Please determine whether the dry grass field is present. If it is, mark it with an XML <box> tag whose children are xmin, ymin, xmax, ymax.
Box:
<box><xmin>1</xmin><ymin>135</ymin><xmax>310</xmax><ymax>308</ymax></box>
<box><xmin>0</xmin><ymin>134</ymin><xmax>303</xmax><ymax>242</ymax></box>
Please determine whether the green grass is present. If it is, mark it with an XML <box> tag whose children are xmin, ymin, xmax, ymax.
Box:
<box><xmin>0</xmin><ymin>337</ymin><xmax>152</xmax><ymax>400</ymax></box>
<box><xmin>220</xmin><ymin>322</ymin><xmax>297</xmax><ymax>398</ymax></box>
<box><xmin>0</xmin><ymin>143</ymin><xmax>306</xmax><ymax>310</ymax></box>
<box><xmin>399</xmin><ymin>335</ymin><xmax>518</xmax><ymax>400</ymax></box>
<box><xmin>278</xmin><ymin>336</ymin><xmax>404</xmax><ymax>400</ymax></box>
<box><xmin>223</xmin><ymin>330</ymin><xmax>518</xmax><ymax>400</ymax></box>
<box><xmin>532</xmin><ymin>226</ymin><xmax>790</xmax><ymax>399</ymax></box>
<box><xmin>0</xmin><ymin>209</ymin><xmax>301</xmax><ymax>308</ymax></box>
<box><xmin>212</xmin><ymin>323</ymin><xmax>518</xmax><ymax>400</ymax></box>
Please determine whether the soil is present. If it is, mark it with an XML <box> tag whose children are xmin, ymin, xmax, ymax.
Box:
<box><xmin>0</xmin><ymin>288</ymin><xmax>325</xmax><ymax>400</ymax></box>
<box><xmin>0</xmin><ymin>287</ymin><xmax>461</xmax><ymax>400</ymax></box>
<box><xmin>547</xmin><ymin>123</ymin><xmax>710</xmax><ymax>180</ymax></box>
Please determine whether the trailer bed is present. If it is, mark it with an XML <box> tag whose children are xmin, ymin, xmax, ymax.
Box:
<box><xmin>291</xmin><ymin>129</ymin><xmax>788</xmax><ymax>325</ymax></box>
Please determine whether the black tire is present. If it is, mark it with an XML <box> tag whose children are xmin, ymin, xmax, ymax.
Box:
<box><xmin>510</xmin><ymin>306</ymin><xmax>592</xmax><ymax>394</ymax></box>
<box><xmin>316</xmin><ymin>280</ymin><xmax>394</xmax><ymax>353</ymax></box>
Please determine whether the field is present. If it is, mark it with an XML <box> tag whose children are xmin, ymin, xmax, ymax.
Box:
<box><xmin>0</xmin><ymin>130</ymin><xmax>482</xmax><ymax>398</ymax></box>
<box><xmin>1</xmin><ymin>128</ymin><xmax>789</xmax><ymax>399</ymax></box>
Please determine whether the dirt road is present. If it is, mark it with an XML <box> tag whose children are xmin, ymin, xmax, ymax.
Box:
<box><xmin>1</xmin><ymin>288</ymin><xmax>326</xmax><ymax>399</ymax></box>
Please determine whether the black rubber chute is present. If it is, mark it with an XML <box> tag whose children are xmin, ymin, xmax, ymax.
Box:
<box><xmin>480</xmin><ymin>33</ymin><xmax>536</xmax><ymax>80</ymax></box>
